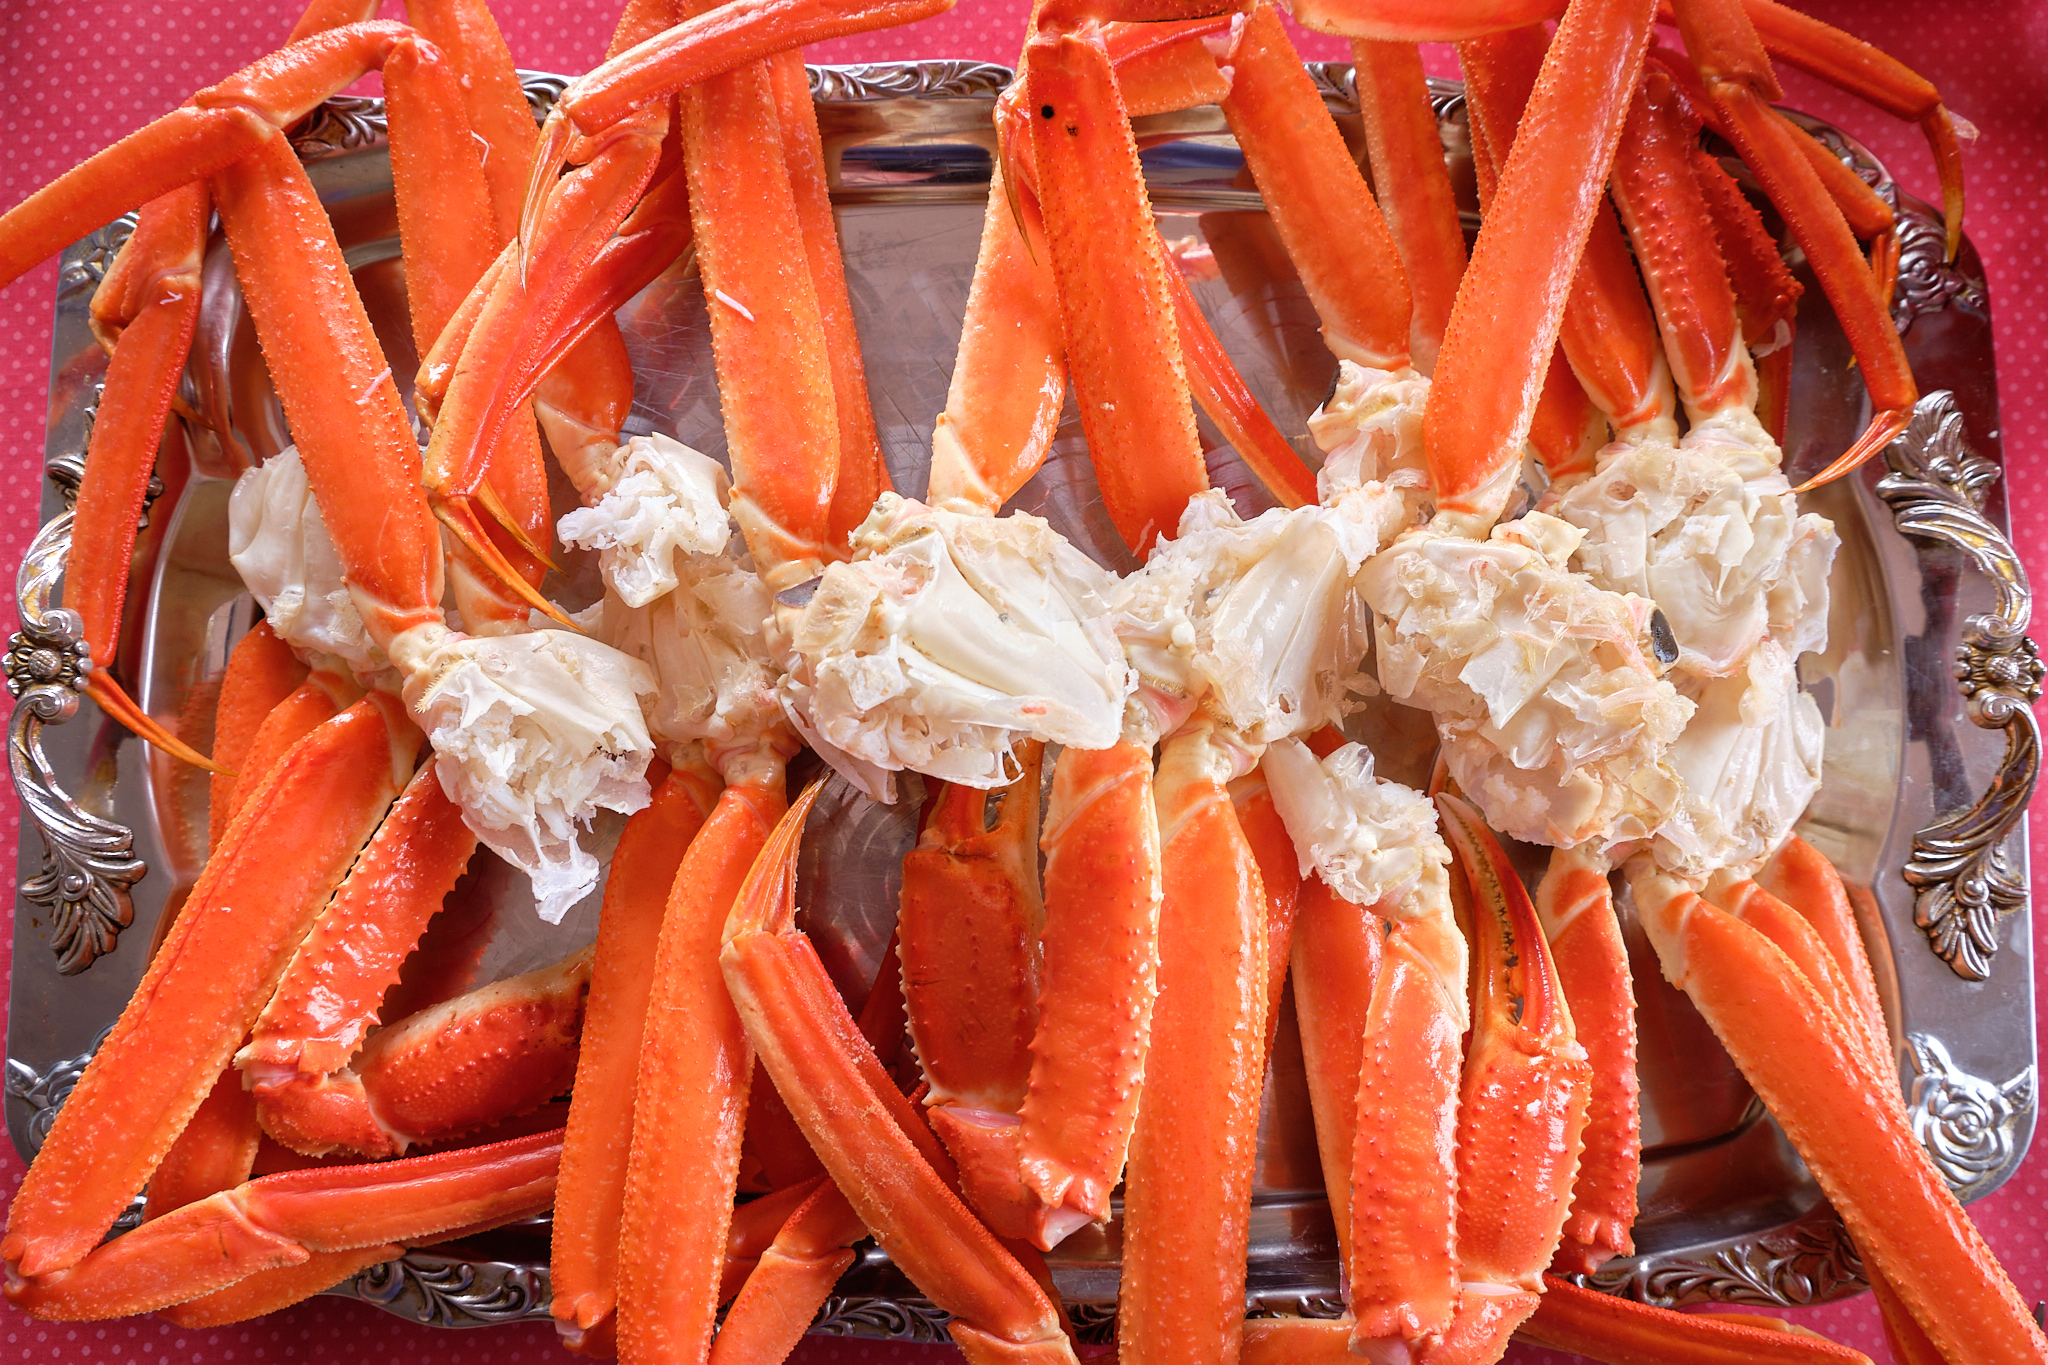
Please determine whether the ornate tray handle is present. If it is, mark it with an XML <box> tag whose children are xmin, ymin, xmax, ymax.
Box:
<box><xmin>7</xmin><ymin>510</ymin><xmax>146</xmax><ymax>976</ymax></box>
<box><xmin>1877</xmin><ymin>392</ymin><xmax>2044</xmax><ymax>981</ymax></box>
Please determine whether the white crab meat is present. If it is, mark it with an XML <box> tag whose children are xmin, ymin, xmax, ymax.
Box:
<box><xmin>1359</xmin><ymin>513</ymin><xmax>1694</xmax><ymax>851</ymax></box>
<box><xmin>778</xmin><ymin>494</ymin><xmax>1132</xmax><ymax>797</ymax></box>
<box><xmin>1653</xmin><ymin>640</ymin><xmax>1823</xmax><ymax>878</ymax></box>
<box><xmin>557</xmin><ymin>434</ymin><xmax>734</xmax><ymax>609</ymax></box>
<box><xmin>1113</xmin><ymin>488</ymin><xmax>1402</xmax><ymax>745</ymax></box>
<box><xmin>228</xmin><ymin>447</ymin><xmax>386</xmax><ymax>677</ymax></box>
<box><xmin>1261</xmin><ymin>737</ymin><xmax>1452</xmax><ymax>920</ymax></box>
<box><xmin>1307</xmin><ymin>361</ymin><xmax>1433</xmax><ymax>515</ymax></box>
<box><xmin>387</xmin><ymin>624</ymin><xmax>658</xmax><ymax>924</ymax></box>
<box><xmin>1549</xmin><ymin>410</ymin><xmax>1838</xmax><ymax>676</ymax></box>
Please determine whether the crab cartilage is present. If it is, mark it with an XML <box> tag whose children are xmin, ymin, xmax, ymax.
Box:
<box><xmin>6</xmin><ymin>1129</ymin><xmax>562</xmax><ymax>1324</ymax></box>
<box><xmin>3</xmin><ymin>696</ymin><xmax>421</xmax><ymax>1282</ymax></box>
<box><xmin>1629</xmin><ymin>860</ymin><xmax>2048</xmax><ymax>1363</ymax></box>
<box><xmin>721</xmin><ymin>783</ymin><xmax>1078</xmax><ymax>1364</ymax></box>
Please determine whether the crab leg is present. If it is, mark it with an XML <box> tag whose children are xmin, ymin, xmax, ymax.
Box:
<box><xmin>614</xmin><ymin>748</ymin><xmax>793</xmax><ymax>1364</ymax></box>
<box><xmin>1285</xmin><ymin>876</ymin><xmax>1382</xmax><ymax>1270</ymax></box>
<box><xmin>3</xmin><ymin>696</ymin><xmax>421</xmax><ymax>1280</ymax></box>
<box><xmin>550</xmin><ymin>757</ymin><xmax>721</xmax><ymax>1354</ymax></box>
<box><xmin>1630</xmin><ymin>860</ymin><xmax>2048</xmax><ymax>1362</ymax></box>
<box><xmin>1759</xmin><ymin>837</ymin><xmax>1889</xmax><ymax>1051</ymax></box>
<box><xmin>66</xmin><ymin>184</ymin><xmax>214</xmax><ymax>766</ymax></box>
<box><xmin>543</xmin><ymin>0</ymin><xmax>955</xmax><ymax>148</ymax></box>
<box><xmin>768</xmin><ymin>47</ymin><xmax>891</xmax><ymax>547</ymax></box>
<box><xmin>1535</xmin><ymin>845</ymin><xmax>1639</xmax><ymax>1273</ymax></box>
<box><xmin>1667</xmin><ymin>0</ymin><xmax>1914</xmax><ymax>486</ymax></box>
<box><xmin>6</xmin><ymin>1129</ymin><xmax>561</xmax><ymax>1322</ymax></box>
<box><xmin>1115</xmin><ymin>718</ymin><xmax>1269</xmax><ymax>1365</ymax></box>
<box><xmin>205</xmin><ymin>622</ymin><xmax>308</xmax><ymax>848</ymax></box>
<box><xmin>1426</xmin><ymin>0</ymin><xmax>1660</xmax><ymax>527</ymax></box>
<box><xmin>709</xmin><ymin>1179</ymin><xmax>867</xmax><ymax>1365</ymax></box>
<box><xmin>1350</xmin><ymin>37</ymin><xmax>1465</xmax><ymax>373</ymax></box>
<box><xmin>1425</xmin><ymin>795</ymin><xmax>1592</xmax><ymax>1363</ymax></box>
<box><xmin>1520</xmin><ymin>1272</ymin><xmax>1877</xmax><ymax>1364</ymax></box>
<box><xmin>212</xmin><ymin>669</ymin><xmax>356</xmax><ymax>841</ymax></box>
<box><xmin>1027</xmin><ymin>18</ymin><xmax>1206</xmax><ymax>556</ymax></box>
<box><xmin>1705</xmin><ymin>0</ymin><xmax>1966</xmax><ymax>257</ymax></box>
<box><xmin>902</xmin><ymin>749</ymin><xmax>1045</xmax><ymax>1151</ymax></box>
<box><xmin>721</xmin><ymin>784</ymin><xmax>1078</xmax><ymax>1363</ymax></box>
<box><xmin>1458</xmin><ymin>23</ymin><xmax>1677</xmax><ymax>450</ymax></box>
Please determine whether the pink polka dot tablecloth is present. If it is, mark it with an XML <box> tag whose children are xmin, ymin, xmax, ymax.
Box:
<box><xmin>0</xmin><ymin>2</ymin><xmax>2042</xmax><ymax>1362</ymax></box>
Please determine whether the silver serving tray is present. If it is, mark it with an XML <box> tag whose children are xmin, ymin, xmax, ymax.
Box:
<box><xmin>6</xmin><ymin>61</ymin><xmax>2038</xmax><ymax>1341</ymax></box>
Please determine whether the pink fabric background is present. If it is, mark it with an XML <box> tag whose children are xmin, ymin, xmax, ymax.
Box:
<box><xmin>0</xmin><ymin>1</ymin><xmax>2041</xmax><ymax>1361</ymax></box>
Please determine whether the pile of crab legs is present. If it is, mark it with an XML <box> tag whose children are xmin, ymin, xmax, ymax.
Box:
<box><xmin>0</xmin><ymin>0</ymin><xmax>2041</xmax><ymax>1361</ymax></box>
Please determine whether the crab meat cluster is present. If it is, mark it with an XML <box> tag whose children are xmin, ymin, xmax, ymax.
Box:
<box><xmin>1113</xmin><ymin>488</ymin><xmax>1403</xmax><ymax>745</ymax></box>
<box><xmin>230</xmin><ymin>447</ymin><xmax>663</xmax><ymax>924</ymax></box>
<box><xmin>777</xmin><ymin>493</ymin><xmax>1133</xmax><ymax>800</ymax></box>
<box><xmin>228</xmin><ymin>447</ymin><xmax>387</xmax><ymax>679</ymax></box>
<box><xmin>1547</xmin><ymin>405</ymin><xmax>1839</xmax><ymax>876</ymax></box>
<box><xmin>561</xmin><ymin>436</ymin><xmax>784</xmax><ymax>761</ymax></box>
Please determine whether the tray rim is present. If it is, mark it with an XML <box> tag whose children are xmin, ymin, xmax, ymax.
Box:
<box><xmin>5</xmin><ymin>57</ymin><xmax>2037</xmax><ymax>1341</ymax></box>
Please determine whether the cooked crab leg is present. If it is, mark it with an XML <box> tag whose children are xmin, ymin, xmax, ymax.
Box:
<box><xmin>1350</xmin><ymin>37</ymin><xmax>1465</xmax><ymax>373</ymax></box>
<box><xmin>3</xmin><ymin>696</ymin><xmax>421</xmax><ymax>1281</ymax></box>
<box><xmin>1520</xmin><ymin>1272</ymin><xmax>1878</xmax><ymax>1364</ymax></box>
<box><xmin>65</xmin><ymin>184</ymin><xmax>213</xmax><ymax>766</ymax></box>
<box><xmin>205</xmin><ymin>622</ymin><xmax>308</xmax><ymax>848</ymax></box>
<box><xmin>1629</xmin><ymin>861</ymin><xmax>2048</xmax><ymax>1363</ymax></box>
<box><xmin>1115</xmin><ymin>717</ymin><xmax>1270</xmax><ymax>1365</ymax></box>
<box><xmin>611</xmin><ymin>732</ymin><xmax>797</xmax><ymax>1365</ymax></box>
<box><xmin>768</xmin><ymin>47</ymin><xmax>891</xmax><ymax>546</ymax></box>
<box><xmin>5</xmin><ymin>1129</ymin><xmax>561</xmax><ymax>1322</ymax></box>
<box><xmin>1666</xmin><ymin>0</ymin><xmax>1914</xmax><ymax>485</ymax></box>
<box><xmin>550</xmin><ymin>757</ymin><xmax>721</xmax><ymax>1354</ymax></box>
<box><xmin>721</xmin><ymin>784</ymin><xmax>1078</xmax><ymax>1364</ymax></box>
